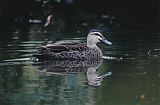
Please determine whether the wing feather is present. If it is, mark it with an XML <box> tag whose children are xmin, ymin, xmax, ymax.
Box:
<box><xmin>34</xmin><ymin>40</ymin><xmax>88</xmax><ymax>60</ymax></box>
<box><xmin>39</xmin><ymin>43</ymin><xmax>87</xmax><ymax>53</ymax></box>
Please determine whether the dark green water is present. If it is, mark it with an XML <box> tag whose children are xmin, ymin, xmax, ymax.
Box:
<box><xmin>0</xmin><ymin>23</ymin><xmax>160</xmax><ymax>105</ymax></box>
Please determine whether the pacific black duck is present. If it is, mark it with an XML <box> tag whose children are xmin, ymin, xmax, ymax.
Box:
<box><xmin>33</xmin><ymin>29</ymin><xmax>112</xmax><ymax>60</ymax></box>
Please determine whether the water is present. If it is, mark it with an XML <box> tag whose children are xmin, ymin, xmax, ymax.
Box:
<box><xmin>0</xmin><ymin>22</ymin><xmax>160</xmax><ymax>105</ymax></box>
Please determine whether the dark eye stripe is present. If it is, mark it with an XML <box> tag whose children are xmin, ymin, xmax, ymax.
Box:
<box><xmin>96</xmin><ymin>33</ymin><xmax>103</xmax><ymax>37</ymax></box>
<box><xmin>90</xmin><ymin>33</ymin><xmax>103</xmax><ymax>37</ymax></box>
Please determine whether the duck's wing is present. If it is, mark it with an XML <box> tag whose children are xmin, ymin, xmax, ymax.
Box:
<box><xmin>40</xmin><ymin>43</ymin><xmax>88</xmax><ymax>53</ymax></box>
<box><xmin>33</xmin><ymin>45</ymin><xmax>70</xmax><ymax>60</ymax></box>
<box><xmin>33</xmin><ymin>40</ymin><xmax>88</xmax><ymax>60</ymax></box>
<box><xmin>53</xmin><ymin>40</ymin><xmax>81</xmax><ymax>45</ymax></box>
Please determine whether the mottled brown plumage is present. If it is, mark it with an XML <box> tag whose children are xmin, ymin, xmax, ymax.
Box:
<box><xmin>33</xmin><ymin>30</ymin><xmax>112</xmax><ymax>60</ymax></box>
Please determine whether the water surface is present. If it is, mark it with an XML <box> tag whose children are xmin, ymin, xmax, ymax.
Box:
<box><xmin>0</xmin><ymin>27</ymin><xmax>160</xmax><ymax>105</ymax></box>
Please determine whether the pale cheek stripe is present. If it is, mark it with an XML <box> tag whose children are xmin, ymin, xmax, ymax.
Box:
<box><xmin>95</xmin><ymin>35</ymin><xmax>102</xmax><ymax>40</ymax></box>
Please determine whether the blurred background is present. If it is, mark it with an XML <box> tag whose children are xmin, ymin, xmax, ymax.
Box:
<box><xmin>0</xmin><ymin>1</ymin><xmax>160</xmax><ymax>105</ymax></box>
<box><xmin>0</xmin><ymin>0</ymin><xmax>159</xmax><ymax>33</ymax></box>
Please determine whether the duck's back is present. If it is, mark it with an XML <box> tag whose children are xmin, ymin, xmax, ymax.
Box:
<box><xmin>33</xmin><ymin>41</ymin><xmax>103</xmax><ymax>60</ymax></box>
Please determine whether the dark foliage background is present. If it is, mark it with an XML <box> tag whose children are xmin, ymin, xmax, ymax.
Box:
<box><xmin>0</xmin><ymin>0</ymin><xmax>159</xmax><ymax>32</ymax></box>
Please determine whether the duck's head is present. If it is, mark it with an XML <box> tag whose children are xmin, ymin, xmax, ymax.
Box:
<box><xmin>87</xmin><ymin>30</ymin><xmax>112</xmax><ymax>47</ymax></box>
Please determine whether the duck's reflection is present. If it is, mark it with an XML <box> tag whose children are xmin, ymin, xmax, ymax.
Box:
<box><xmin>37</xmin><ymin>59</ymin><xmax>112</xmax><ymax>86</ymax></box>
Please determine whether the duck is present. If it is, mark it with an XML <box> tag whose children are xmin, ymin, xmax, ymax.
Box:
<box><xmin>33</xmin><ymin>29</ymin><xmax>112</xmax><ymax>60</ymax></box>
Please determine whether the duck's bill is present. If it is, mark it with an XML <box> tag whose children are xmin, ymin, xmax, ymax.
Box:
<box><xmin>102</xmin><ymin>38</ymin><xmax>112</xmax><ymax>45</ymax></box>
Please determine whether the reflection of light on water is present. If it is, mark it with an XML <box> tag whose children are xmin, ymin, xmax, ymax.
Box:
<box><xmin>148</xmin><ymin>49</ymin><xmax>160</xmax><ymax>58</ymax></box>
<box><xmin>4</xmin><ymin>58</ymin><xmax>31</xmax><ymax>62</ymax></box>
<box><xmin>103</xmin><ymin>52</ymin><xmax>137</xmax><ymax>61</ymax></box>
<box><xmin>0</xmin><ymin>39</ymin><xmax>43</xmax><ymax>66</ymax></box>
<box><xmin>0</xmin><ymin>58</ymin><xmax>36</xmax><ymax>66</ymax></box>
<box><xmin>103</xmin><ymin>56</ymin><xmax>123</xmax><ymax>60</ymax></box>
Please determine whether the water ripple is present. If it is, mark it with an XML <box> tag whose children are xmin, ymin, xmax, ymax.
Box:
<box><xmin>148</xmin><ymin>49</ymin><xmax>160</xmax><ymax>58</ymax></box>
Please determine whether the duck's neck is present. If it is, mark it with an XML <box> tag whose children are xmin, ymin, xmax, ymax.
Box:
<box><xmin>87</xmin><ymin>40</ymin><xmax>97</xmax><ymax>48</ymax></box>
<box><xmin>87</xmin><ymin>41</ymin><xmax>102</xmax><ymax>55</ymax></box>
